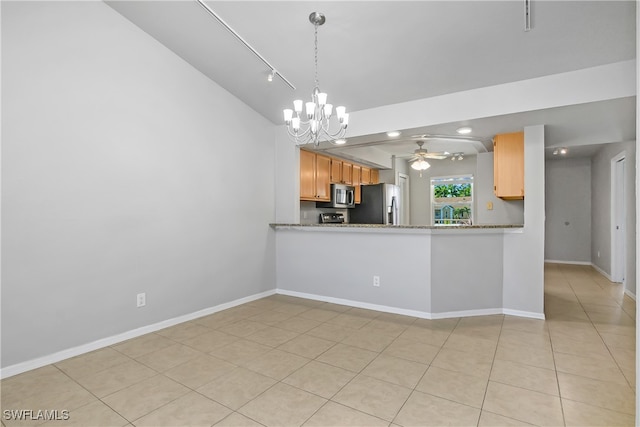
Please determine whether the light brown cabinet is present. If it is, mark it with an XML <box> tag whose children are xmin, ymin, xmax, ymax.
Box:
<box><xmin>300</xmin><ymin>150</ymin><xmax>331</xmax><ymax>202</ymax></box>
<box><xmin>352</xmin><ymin>165</ymin><xmax>361</xmax><ymax>204</ymax></box>
<box><xmin>493</xmin><ymin>131</ymin><xmax>524</xmax><ymax>200</ymax></box>
<box><xmin>301</xmin><ymin>151</ymin><xmax>377</xmax><ymax>203</ymax></box>
<box><xmin>330</xmin><ymin>158</ymin><xmax>353</xmax><ymax>185</ymax></box>
<box><xmin>361</xmin><ymin>167</ymin><xmax>371</xmax><ymax>185</ymax></box>
<box><xmin>360</xmin><ymin>167</ymin><xmax>379</xmax><ymax>185</ymax></box>
<box><xmin>342</xmin><ymin>162</ymin><xmax>353</xmax><ymax>185</ymax></box>
<box><xmin>371</xmin><ymin>169</ymin><xmax>379</xmax><ymax>184</ymax></box>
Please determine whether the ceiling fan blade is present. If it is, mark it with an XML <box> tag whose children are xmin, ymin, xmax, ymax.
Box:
<box><xmin>423</xmin><ymin>153</ymin><xmax>449</xmax><ymax>159</ymax></box>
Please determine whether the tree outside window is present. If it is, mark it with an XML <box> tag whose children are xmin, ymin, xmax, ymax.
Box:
<box><xmin>431</xmin><ymin>175</ymin><xmax>473</xmax><ymax>225</ymax></box>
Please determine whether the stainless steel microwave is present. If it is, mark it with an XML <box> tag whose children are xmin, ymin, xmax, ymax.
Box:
<box><xmin>317</xmin><ymin>184</ymin><xmax>355</xmax><ymax>209</ymax></box>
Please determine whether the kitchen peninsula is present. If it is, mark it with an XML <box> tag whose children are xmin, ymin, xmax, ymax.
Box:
<box><xmin>271</xmin><ymin>222</ymin><xmax>542</xmax><ymax>320</ymax></box>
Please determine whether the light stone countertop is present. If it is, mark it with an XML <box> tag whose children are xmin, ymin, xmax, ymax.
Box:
<box><xmin>271</xmin><ymin>223</ymin><xmax>523</xmax><ymax>229</ymax></box>
<box><xmin>270</xmin><ymin>223</ymin><xmax>524</xmax><ymax>234</ymax></box>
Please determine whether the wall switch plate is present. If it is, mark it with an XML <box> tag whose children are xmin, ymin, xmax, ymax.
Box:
<box><xmin>373</xmin><ymin>276</ymin><xmax>380</xmax><ymax>287</ymax></box>
<box><xmin>137</xmin><ymin>293</ymin><xmax>146</xmax><ymax>307</ymax></box>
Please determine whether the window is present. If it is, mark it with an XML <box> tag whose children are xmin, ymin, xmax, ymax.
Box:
<box><xmin>431</xmin><ymin>175</ymin><xmax>473</xmax><ymax>226</ymax></box>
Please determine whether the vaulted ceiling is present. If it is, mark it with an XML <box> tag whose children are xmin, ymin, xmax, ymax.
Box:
<box><xmin>108</xmin><ymin>1</ymin><xmax>636</xmax><ymax>162</ymax></box>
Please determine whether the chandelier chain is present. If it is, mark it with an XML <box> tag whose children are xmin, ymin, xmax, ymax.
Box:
<box><xmin>314</xmin><ymin>23</ymin><xmax>319</xmax><ymax>89</ymax></box>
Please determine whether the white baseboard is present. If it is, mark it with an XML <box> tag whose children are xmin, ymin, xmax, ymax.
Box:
<box><xmin>590</xmin><ymin>263</ymin><xmax>614</xmax><ymax>281</ymax></box>
<box><xmin>429</xmin><ymin>308</ymin><xmax>503</xmax><ymax>319</ymax></box>
<box><xmin>0</xmin><ymin>289</ymin><xmax>276</xmax><ymax>380</ymax></box>
<box><xmin>276</xmin><ymin>289</ymin><xmax>432</xmax><ymax>319</ymax></box>
<box><xmin>276</xmin><ymin>289</ymin><xmax>546</xmax><ymax>321</ymax></box>
<box><xmin>503</xmin><ymin>309</ymin><xmax>546</xmax><ymax>320</ymax></box>
<box><xmin>624</xmin><ymin>289</ymin><xmax>636</xmax><ymax>300</ymax></box>
<box><xmin>544</xmin><ymin>259</ymin><xmax>592</xmax><ymax>266</ymax></box>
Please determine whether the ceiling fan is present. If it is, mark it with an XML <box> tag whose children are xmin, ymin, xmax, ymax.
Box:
<box><xmin>409</xmin><ymin>140</ymin><xmax>450</xmax><ymax>161</ymax></box>
<box><xmin>408</xmin><ymin>140</ymin><xmax>450</xmax><ymax>176</ymax></box>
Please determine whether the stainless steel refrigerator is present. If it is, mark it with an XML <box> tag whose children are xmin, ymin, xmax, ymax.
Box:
<box><xmin>350</xmin><ymin>183</ymin><xmax>401</xmax><ymax>225</ymax></box>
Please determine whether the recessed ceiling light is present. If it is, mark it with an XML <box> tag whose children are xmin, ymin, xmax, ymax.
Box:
<box><xmin>334</xmin><ymin>139</ymin><xmax>347</xmax><ymax>145</ymax></box>
<box><xmin>456</xmin><ymin>127</ymin><xmax>472</xmax><ymax>134</ymax></box>
<box><xmin>559</xmin><ymin>148</ymin><xmax>568</xmax><ymax>155</ymax></box>
<box><xmin>386</xmin><ymin>131</ymin><xmax>401</xmax><ymax>137</ymax></box>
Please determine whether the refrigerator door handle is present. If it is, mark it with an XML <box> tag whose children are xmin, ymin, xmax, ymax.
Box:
<box><xmin>391</xmin><ymin>196</ymin><xmax>398</xmax><ymax>225</ymax></box>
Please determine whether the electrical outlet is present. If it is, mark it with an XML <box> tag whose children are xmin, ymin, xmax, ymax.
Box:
<box><xmin>137</xmin><ymin>293</ymin><xmax>146</xmax><ymax>308</ymax></box>
<box><xmin>373</xmin><ymin>276</ymin><xmax>380</xmax><ymax>287</ymax></box>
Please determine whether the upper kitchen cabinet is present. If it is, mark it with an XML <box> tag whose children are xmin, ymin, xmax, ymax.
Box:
<box><xmin>371</xmin><ymin>169</ymin><xmax>379</xmax><ymax>184</ymax></box>
<box><xmin>330</xmin><ymin>158</ymin><xmax>353</xmax><ymax>185</ymax></box>
<box><xmin>493</xmin><ymin>131</ymin><xmax>524</xmax><ymax>200</ymax></box>
<box><xmin>352</xmin><ymin>165</ymin><xmax>361</xmax><ymax>204</ymax></box>
<box><xmin>300</xmin><ymin>150</ymin><xmax>331</xmax><ymax>202</ymax></box>
<box><xmin>361</xmin><ymin>167</ymin><xmax>379</xmax><ymax>185</ymax></box>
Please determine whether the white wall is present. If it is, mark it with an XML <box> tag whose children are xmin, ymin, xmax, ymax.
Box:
<box><xmin>2</xmin><ymin>2</ymin><xmax>276</xmax><ymax>368</ymax></box>
<box><xmin>545</xmin><ymin>157</ymin><xmax>592</xmax><ymax>263</ymax></box>
<box><xmin>591</xmin><ymin>141</ymin><xmax>637</xmax><ymax>295</ymax></box>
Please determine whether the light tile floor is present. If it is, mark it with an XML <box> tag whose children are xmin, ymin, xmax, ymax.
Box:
<box><xmin>1</xmin><ymin>263</ymin><xmax>636</xmax><ymax>426</ymax></box>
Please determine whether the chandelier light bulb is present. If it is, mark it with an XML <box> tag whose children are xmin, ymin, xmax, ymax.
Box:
<box><xmin>282</xmin><ymin>12</ymin><xmax>349</xmax><ymax>146</ymax></box>
<box><xmin>283</xmin><ymin>109</ymin><xmax>293</xmax><ymax>124</ymax></box>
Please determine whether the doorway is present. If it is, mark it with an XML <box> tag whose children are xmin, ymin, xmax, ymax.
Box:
<box><xmin>611</xmin><ymin>153</ymin><xmax>626</xmax><ymax>284</ymax></box>
<box><xmin>398</xmin><ymin>173</ymin><xmax>410</xmax><ymax>225</ymax></box>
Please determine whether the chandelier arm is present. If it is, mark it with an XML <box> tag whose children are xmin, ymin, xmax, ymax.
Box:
<box><xmin>319</xmin><ymin>120</ymin><xmax>347</xmax><ymax>138</ymax></box>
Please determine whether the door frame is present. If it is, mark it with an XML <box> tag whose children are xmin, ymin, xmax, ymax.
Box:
<box><xmin>398</xmin><ymin>172</ymin><xmax>410</xmax><ymax>225</ymax></box>
<box><xmin>611</xmin><ymin>151</ymin><xmax>626</xmax><ymax>284</ymax></box>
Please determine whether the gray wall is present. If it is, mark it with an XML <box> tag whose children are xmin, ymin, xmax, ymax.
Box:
<box><xmin>276</xmin><ymin>229</ymin><xmax>432</xmax><ymax>313</ymax></box>
<box><xmin>409</xmin><ymin>156</ymin><xmax>477</xmax><ymax>225</ymax></box>
<box><xmin>409</xmin><ymin>153</ymin><xmax>524</xmax><ymax>226</ymax></box>
<box><xmin>475</xmin><ymin>153</ymin><xmax>524</xmax><ymax>225</ymax></box>
<box><xmin>430</xmin><ymin>234</ymin><xmax>503</xmax><ymax>313</ymax></box>
<box><xmin>591</xmin><ymin>141</ymin><xmax>636</xmax><ymax>295</ymax></box>
<box><xmin>2</xmin><ymin>2</ymin><xmax>276</xmax><ymax>368</ymax></box>
<box><xmin>545</xmin><ymin>157</ymin><xmax>592</xmax><ymax>263</ymax></box>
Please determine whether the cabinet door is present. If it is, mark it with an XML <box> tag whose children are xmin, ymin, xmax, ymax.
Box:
<box><xmin>341</xmin><ymin>162</ymin><xmax>353</xmax><ymax>185</ymax></box>
<box><xmin>315</xmin><ymin>154</ymin><xmax>332</xmax><ymax>201</ymax></box>
<box><xmin>330</xmin><ymin>159</ymin><xmax>342</xmax><ymax>183</ymax></box>
<box><xmin>352</xmin><ymin>165</ymin><xmax>361</xmax><ymax>204</ymax></box>
<box><xmin>371</xmin><ymin>169</ymin><xmax>379</xmax><ymax>184</ymax></box>
<box><xmin>494</xmin><ymin>131</ymin><xmax>524</xmax><ymax>199</ymax></box>
<box><xmin>300</xmin><ymin>149</ymin><xmax>316</xmax><ymax>201</ymax></box>
<box><xmin>361</xmin><ymin>167</ymin><xmax>371</xmax><ymax>185</ymax></box>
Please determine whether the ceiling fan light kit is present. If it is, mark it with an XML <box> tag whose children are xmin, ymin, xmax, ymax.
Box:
<box><xmin>283</xmin><ymin>12</ymin><xmax>349</xmax><ymax>146</ymax></box>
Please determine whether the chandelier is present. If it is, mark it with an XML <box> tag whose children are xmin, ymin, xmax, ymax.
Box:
<box><xmin>283</xmin><ymin>12</ymin><xmax>349</xmax><ymax>146</ymax></box>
